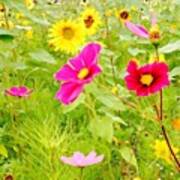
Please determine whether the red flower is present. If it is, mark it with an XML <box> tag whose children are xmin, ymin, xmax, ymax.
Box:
<box><xmin>125</xmin><ymin>61</ymin><xmax>170</xmax><ymax>96</ymax></box>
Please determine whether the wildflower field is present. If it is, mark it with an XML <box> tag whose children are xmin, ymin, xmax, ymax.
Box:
<box><xmin>0</xmin><ymin>0</ymin><xmax>180</xmax><ymax>179</ymax></box>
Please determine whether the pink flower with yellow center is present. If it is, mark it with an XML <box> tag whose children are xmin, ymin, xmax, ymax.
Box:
<box><xmin>60</xmin><ymin>151</ymin><xmax>104</xmax><ymax>167</ymax></box>
<box><xmin>125</xmin><ymin>60</ymin><xmax>170</xmax><ymax>96</ymax></box>
<box><xmin>54</xmin><ymin>42</ymin><xmax>102</xmax><ymax>105</ymax></box>
<box><xmin>125</xmin><ymin>14</ymin><xmax>160</xmax><ymax>43</ymax></box>
<box><xmin>5</xmin><ymin>86</ymin><xmax>32</xmax><ymax>97</ymax></box>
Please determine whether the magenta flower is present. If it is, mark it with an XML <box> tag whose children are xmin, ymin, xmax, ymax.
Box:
<box><xmin>5</xmin><ymin>86</ymin><xmax>32</xmax><ymax>97</ymax></box>
<box><xmin>125</xmin><ymin>60</ymin><xmax>170</xmax><ymax>96</ymax></box>
<box><xmin>125</xmin><ymin>15</ymin><xmax>160</xmax><ymax>42</ymax></box>
<box><xmin>60</xmin><ymin>151</ymin><xmax>104</xmax><ymax>167</ymax></box>
<box><xmin>125</xmin><ymin>21</ymin><xmax>149</xmax><ymax>38</ymax></box>
<box><xmin>54</xmin><ymin>42</ymin><xmax>102</xmax><ymax>105</ymax></box>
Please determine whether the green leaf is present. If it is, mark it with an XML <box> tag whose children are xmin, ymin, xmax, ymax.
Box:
<box><xmin>119</xmin><ymin>146</ymin><xmax>138</xmax><ymax>170</ymax></box>
<box><xmin>89</xmin><ymin>117</ymin><xmax>113</xmax><ymax>143</ymax></box>
<box><xmin>159</xmin><ymin>40</ymin><xmax>180</xmax><ymax>54</ymax></box>
<box><xmin>63</xmin><ymin>94</ymin><xmax>85</xmax><ymax>113</ymax></box>
<box><xmin>170</xmin><ymin>66</ymin><xmax>180</xmax><ymax>79</ymax></box>
<box><xmin>128</xmin><ymin>47</ymin><xmax>145</xmax><ymax>56</ymax></box>
<box><xmin>0</xmin><ymin>144</ymin><xmax>8</xmax><ymax>158</ymax></box>
<box><xmin>106</xmin><ymin>112</ymin><xmax>127</xmax><ymax>126</ymax></box>
<box><xmin>0</xmin><ymin>29</ymin><xmax>15</xmax><ymax>42</ymax></box>
<box><xmin>96</xmin><ymin>93</ymin><xmax>125</xmax><ymax>111</ymax></box>
<box><xmin>29</xmin><ymin>49</ymin><xmax>56</xmax><ymax>64</ymax></box>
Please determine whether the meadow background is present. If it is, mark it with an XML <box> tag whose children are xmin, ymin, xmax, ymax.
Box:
<box><xmin>0</xmin><ymin>0</ymin><xmax>180</xmax><ymax>179</ymax></box>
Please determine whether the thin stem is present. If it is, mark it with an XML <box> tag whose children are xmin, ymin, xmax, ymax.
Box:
<box><xmin>161</xmin><ymin>125</ymin><xmax>180</xmax><ymax>169</ymax></box>
<box><xmin>154</xmin><ymin>45</ymin><xmax>180</xmax><ymax>170</ymax></box>
<box><xmin>79</xmin><ymin>168</ymin><xmax>84</xmax><ymax>180</ymax></box>
<box><xmin>154</xmin><ymin>43</ymin><xmax>159</xmax><ymax>61</ymax></box>
<box><xmin>110</xmin><ymin>56</ymin><xmax>117</xmax><ymax>85</ymax></box>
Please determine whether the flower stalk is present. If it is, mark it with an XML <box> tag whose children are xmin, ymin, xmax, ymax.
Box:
<box><xmin>79</xmin><ymin>168</ymin><xmax>84</xmax><ymax>180</ymax></box>
<box><xmin>154</xmin><ymin>45</ymin><xmax>180</xmax><ymax>170</ymax></box>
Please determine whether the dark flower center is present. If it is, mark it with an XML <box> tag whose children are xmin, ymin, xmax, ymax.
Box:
<box><xmin>62</xmin><ymin>27</ymin><xmax>74</xmax><ymax>40</ymax></box>
<box><xmin>84</xmin><ymin>16</ymin><xmax>94</xmax><ymax>28</ymax></box>
<box><xmin>120</xmin><ymin>11</ymin><xmax>129</xmax><ymax>20</ymax></box>
<box><xmin>4</xmin><ymin>175</ymin><xmax>13</xmax><ymax>180</ymax></box>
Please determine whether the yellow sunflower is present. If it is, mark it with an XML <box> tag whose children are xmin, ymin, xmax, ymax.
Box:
<box><xmin>116</xmin><ymin>9</ymin><xmax>130</xmax><ymax>23</ymax></box>
<box><xmin>80</xmin><ymin>7</ymin><xmax>101</xmax><ymax>35</ymax></box>
<box><xmin>49</xmin><ymin>20</ymin><xmax>85</xmax><ymax>54</ymax></box>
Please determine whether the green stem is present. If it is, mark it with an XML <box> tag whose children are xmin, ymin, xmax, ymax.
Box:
<box><xmin>154</xmin><ymin>45</ymin><xmax>180</xmax><ymax>170</ymax></box>
<box><xmin>159</xmin><ymin>90</ymin><xmax>180</xmax><ymax>170</ymax></box>
<box><xmin>79</xmin><ymin>168</ymin><xmax>84</xmax><ymax>180</ymax></box>
<box><xmin>110</xmin><ymin>56</ymin><xmax>117</xmax><ymax>85</ymax></box>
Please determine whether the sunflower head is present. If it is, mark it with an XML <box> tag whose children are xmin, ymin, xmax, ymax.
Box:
<box><xmin>116</xmin><ymin>9</ymin><xmax>130</xmax><ymax>23</ymax></box>
<box><xmin>49</xmin><ymin>20</ymin><xmax>85</xmax><ymax>54</ymax></box>
<box><xmin>80</xmin><ymin>7</ymin><xmax>101</xmax><ymax>35</ymax></box>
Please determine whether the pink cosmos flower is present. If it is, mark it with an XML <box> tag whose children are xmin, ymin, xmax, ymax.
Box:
<box><xmin>54</xmin><ymin>42</ymin><xmax>102</xmax><ymax>105</ymax></box>
<box><xmin>125</xmin><ymin>60</ymin><xmax>170</xmax><ymax>96</ymax></box>
<box><xmin>125</xmin><ymin>15</ymin><xmax>160</xmax><ymax>42</ymax></box>
<box><xmin>60</xmin><ymin>151</ymin><xmax>104</xmax><ymax>167</ymax></box>
<box><xmin>5</xmin><ymin>86</ymin><xmax>32</xmax><ymax>97</ymax></box>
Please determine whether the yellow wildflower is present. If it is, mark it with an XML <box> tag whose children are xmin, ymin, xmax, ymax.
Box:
<box><xmin>80</xmin><ymin>7</ymin><xmax>101</xmax><ymax>35</ymax></box>
<box><xmin>154</xmin><ymin>140</ymin><xmax>179</xmax><ymax>164</ymax></box>
<box><xmin>49</xmin><ymin>20</ymin><xmax>85</xmax><ymax>54</ymax></box>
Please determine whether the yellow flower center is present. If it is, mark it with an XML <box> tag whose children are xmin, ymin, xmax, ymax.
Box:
<box><xmin>62</xmin><ymin>27</ymin><xmax>74</xmax><ymax>40</ymax></box>
<box><xmin>84</xmin><ymin>15</ymin><xmax>94</xmax><ymax>28</ymax></box>
<box><xmin>78</xmin><ymin>68</ymin><xmax>89</xmax><ymax>79</ymax></box>
<box><xmin>140</xmin><ymin>74</ymin><xmax>154</xmax><ymax>86</ymax></box>
<box><xmin>120</xmin><ymin>10</ymin><xmax>129</xmax><ymax>20</ymax></box>
<box><xmin>149</xmin><ymin>26</ymin><xmax>160</xmax><ymax>42</ymax></box>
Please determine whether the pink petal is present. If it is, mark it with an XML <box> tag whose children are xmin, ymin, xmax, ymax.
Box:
<box><xmin>151</xmin><ymin>13</ymin><xmax>157</xmax><ymax>26</ymax></box>
<box><xmin>69</xmin><ymin>56</ymin><xmax>84</xmax><ymax>71</ymax></box>
<box><xmin>55</xmin><ymin>82</ymin><xmax>84</xmax><ymax>105</ymax></box>
<box><xmin>85</xmin><ymin>151</ymin><xmax>97</xmax><ymax>164</ymax></box>
<box><xmin>90</xmin><ymin>65</ymin><xmax>102</xmax><ymax>77</ymax></box>
<box><xmin>10</xmin><ymin>87</ymin><xmax>19</xmax><ymax>95</ymax></box>
<box><xmin>80</xmin><ymin>43</ymin><xmax>101</xmax><ymax>67</ymax></box>
<box><xmin>136</xmin><ymin>86</ymin><xmax>149</xmax><ymax>96</ymax></box>
<box><xmin>93</xmin><ymin>155</ymin><xmax>104</xmax><ymax>164</ymax></box>
<box><xmin>54</xmin><ymin>64</ymin><xmax>77</xmax><ymax>81</ymax></box>
<box><xmin>72</xmin><ymin>152</ymin><xmax>86</xmax><ymax>167</ymax></box>
<box><xmin>125</xmin><ymin>75</ymin><xmax>139</xmax><ymax>90</ymax></box>
<box><xmin>60</xmin><ymin>156</ymin><xmax>76</xmax><ymax>167</ymax></box>
<box><xmin>125</xmin><ymin>21</ymin><xmax>149</xmax><ymax>38</ymax></box>
<box><xmin>126</xmin><ymin>60</ymin><xmax>138</xmax><ymax>74</ymax></box>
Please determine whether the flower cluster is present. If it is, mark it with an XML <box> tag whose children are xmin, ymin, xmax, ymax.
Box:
<box><xmin>49</xmin><ymin>7</ymin><xmax>101</xmax><ymax>54</ymax></box>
